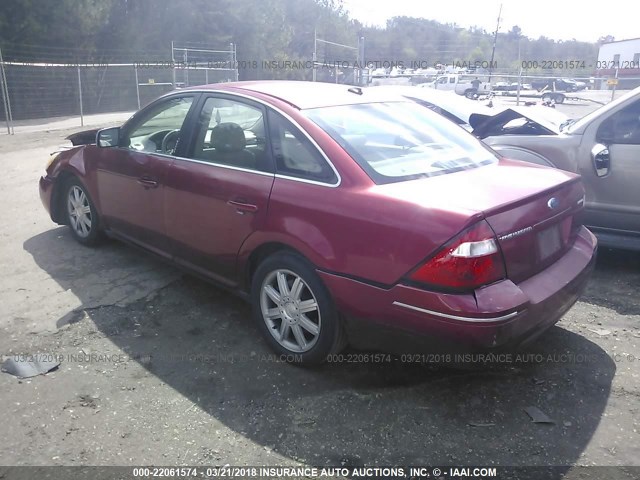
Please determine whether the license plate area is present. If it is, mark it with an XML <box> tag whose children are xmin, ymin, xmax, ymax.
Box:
<box><xmin>538</xmin><ymin>224</ymin><xmax>563</xmax><ymax>261</ymax></box>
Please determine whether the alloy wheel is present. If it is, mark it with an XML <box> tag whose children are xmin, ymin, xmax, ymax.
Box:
<box><xmin>260</xmin><ymin>269</ymin><xmax>321</xmax><ymax>353</ymax></box>
<box><xmin>67</xmin><ymin>185</ymin><xmax>92</xmax><ymax>238</ymax></box>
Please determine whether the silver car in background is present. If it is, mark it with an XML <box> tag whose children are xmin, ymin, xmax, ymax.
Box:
<box><xmin>481</xmin><ymin>87</ymin><xmax>640</xmax><ymax>251</ymax></box>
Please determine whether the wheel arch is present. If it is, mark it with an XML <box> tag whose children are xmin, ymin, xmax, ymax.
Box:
<box><xmin>49</xmin><ymin>147</ymin><xmax>94</xmax><ymax>224</ymax></box>
<box><xmin>242</xmin><ymin>241</ymin><xmax>314</xmax><ymax>293</ymax></box>
<box><xmin>51</xmin><ymin>169</ymin><xmax>80</xmax><ymax>224</ymax></box>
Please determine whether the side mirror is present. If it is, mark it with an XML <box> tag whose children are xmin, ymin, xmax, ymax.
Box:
<box><xmin>96</xmin><ymin>127</ymin><xmax>120</xmax><ymax>148</ymax></box>
<box><xmin>591</xmin><ymin>143</ymin><xmax>610</xmax><ymax>177</ymax></box>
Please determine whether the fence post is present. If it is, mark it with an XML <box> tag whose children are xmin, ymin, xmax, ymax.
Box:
<box><xmin>0</xmin><ymin>48</ymin><xmax>14</xmax><ymax>134</ymax></box>
<box><xmin>312</xmin><ymin>29</ymin><xmax>317</xmax><ymax>82</ymax></box>
<box><xmin>0</xmin><ymin>72</ymin><xmax>8</xmax><ymax>134</ymax></box>
<box><xmin>233</xmin><ymin>43</ymin><xmax>238</xmax><ymax>82</ymax></box>
<box><xmin>77</xmin><ymin>67</ymin><xmax>84</xmax><ymax>127</ymax></box>
<box><xmin>184</xmin><ymin>49</ymin><xmax>189</xmax><ymax>87</ymax></box>
<box><xmin>134</xmin><ymin>64</ymin><xmax>141</xmax><ymax>110</ymax></box>
<box><xmin>358</xmin><ymin>36</ymin><xmax>365</xmax><ymax>86</ymax></box>
<box><xmin>171</xmin><ymin>41</ymin><xmax>176</xmax><ymax>88</ymax></box>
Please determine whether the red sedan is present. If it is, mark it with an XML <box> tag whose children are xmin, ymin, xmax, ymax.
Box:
<box><xmin>39</xmin><ymin>81</ymin><xmax>597</xmax><ymax>365</ymax></box>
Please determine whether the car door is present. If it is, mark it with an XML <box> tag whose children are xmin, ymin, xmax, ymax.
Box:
<box><xmin>164</xmin><ymin>94</ymin><xmax>275</xmax><ymax>286</ymax></box>
<box><xmin>578</xmin><ymin>97</ymin><xmax>640</xmax><ymax>236</ymax></box>
<box><xmin>95</xmin><ymin>94</ymin><xmax>197</xmax><ymax>256</ymax></box>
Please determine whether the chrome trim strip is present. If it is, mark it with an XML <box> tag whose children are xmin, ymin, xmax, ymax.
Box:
<box><xmin>392</xmin><ymin>301</ymin><xmax>520</xmax><ymax>323</ymax></box>
<box><xmin>179</xmin><ymin>88</ymin><xmax>342</xmax><ymax>188</ymax></box>
<box><xmin>107</xmin><ymin>148</ymin><xmax>276</xmax><ymax>177</ymax></box>
<box><xmin>274</xmin><ymin>173</ymin><xmax>339</xmax><ymax>187</ymax></box>
<box><xmin>171</xmin><ymin>155</ymin><xmax>275</xmax><ymax>177</ymax></box>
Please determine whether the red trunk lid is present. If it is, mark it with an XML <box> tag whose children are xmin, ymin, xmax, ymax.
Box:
<box><xmin>374</xmin><ymin>159</ymin><xmax>585</xmax><ymax>284</ymax></box>
<box><xmin>482</xmin><ymin>175</ymin><xmax>584</xmax><ymax>283</ymax></box>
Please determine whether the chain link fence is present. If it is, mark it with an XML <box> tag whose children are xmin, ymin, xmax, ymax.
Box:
<box><xmin>2</xmin><ymin>40</ymin><xmax>639</xmax><ymax>135</ymax></box>
<box><xmin>0</xmin><ymin>43</ymin><xmax>238</xmax><ymax>134</ymax></box>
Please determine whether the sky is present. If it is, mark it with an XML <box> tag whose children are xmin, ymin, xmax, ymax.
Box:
<box><xmin>341</xmin><ymin>0</ymin><xmax>638</xmax><ymax>43</ymax></box>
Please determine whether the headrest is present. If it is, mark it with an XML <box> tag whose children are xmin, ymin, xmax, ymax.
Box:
<box><xmin>210</xmin><ymin>122</ymin><xmax>246</xmax><ymax>153</ymax></box>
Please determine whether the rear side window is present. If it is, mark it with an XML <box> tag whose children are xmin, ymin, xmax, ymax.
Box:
<box><xmin>267</xmin><ymin>111</ymin><xmax>338</xmax><ymax>184</ymax></box>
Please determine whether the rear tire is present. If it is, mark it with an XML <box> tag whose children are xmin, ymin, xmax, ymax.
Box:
<box><xmin>464</xmin><ymin>89</ymin><xmax>477</xmax><ymax>99</ymax></box>
<box><xmin>63</xmin><ymin>177</ymin><xmax>103</xmax><ymax>246</ymax></box>
<box><xmin>251</xmin><ymin>251</ymin><xmax>346</xmax><ymax>365</ymax></box>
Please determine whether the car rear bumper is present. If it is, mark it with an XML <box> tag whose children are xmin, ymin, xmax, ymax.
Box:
<box><xmin>319</xmin><ymin>226</ymin><xmax>597</xmax><ymax>354</ymax></box>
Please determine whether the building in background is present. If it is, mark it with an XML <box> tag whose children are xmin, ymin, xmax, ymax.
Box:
<box><xmin>596</xmin><ymin>38</ymin><xmax>640</xmax><ymax>90</ymax></box>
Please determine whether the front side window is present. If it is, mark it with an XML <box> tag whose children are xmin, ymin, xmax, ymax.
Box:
<box><xmin>598</xmin><ymin>100</ymin><xmax>640</xmax><ymax>145</ymax></box>
<box><xmin>190</xmin><ymin>97</ymin><xmax>269</xmax><ymax>172</ymax></box>
<box><xmin>305</xmin><ymin>101</ymin><xmax>497</xmax><ymax>184</ymax></box>
<box><xmin>124</xmin><ymin>96</ymin><xmax>194</xmax><ymax>154</ymax></box>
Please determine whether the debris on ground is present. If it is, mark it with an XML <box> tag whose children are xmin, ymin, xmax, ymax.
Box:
<box><xmin>524</xmin><ymin>406</ymin><xmax>555</xmax><ymax>424</ymax></box>
<box><xmin>1</xmin><ymin>356</ymin><xmax>60</xmax><ymax>379</ymax></box>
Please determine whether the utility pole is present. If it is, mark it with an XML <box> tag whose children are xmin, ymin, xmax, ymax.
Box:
<box><xmin>488</xmin><ymin>3</ymin><xmax>502</xmax><ymax>83</ymax></box>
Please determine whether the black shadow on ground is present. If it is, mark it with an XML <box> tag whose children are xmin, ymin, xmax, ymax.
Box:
<box><xmin>25</xmin><ymin>228</ymin><xmax>616</xmax><ymax>472</ymax></box>
<box><xmin>581</xmin><ymin>247</ymin><xmax>640</xmax><ymax>316</ymax></box>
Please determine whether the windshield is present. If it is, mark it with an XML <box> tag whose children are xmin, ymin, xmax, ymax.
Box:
<box><xmin>304</xmin><ymin>101</ymin><xmax>497</xmax><ymax>184</ymax></box>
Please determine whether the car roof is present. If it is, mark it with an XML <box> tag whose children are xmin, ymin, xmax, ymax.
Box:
<box><xmin>369</xmin><ymin>85</ymin><xmax>495</xmax><ymax>124</ymax></box>
<box><xmin>185</xmin><ymin>81</ymin><xmax>409</xmax><ymax>110</ymax></box>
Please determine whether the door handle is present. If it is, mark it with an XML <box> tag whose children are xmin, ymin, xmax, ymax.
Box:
<box><xmin>137</xmin><ymin>176</ymin><xmax>159</xmax><ymax>188</ymax></box>
<box><xmin>227</xmin><ymin>199</ymin><xmax>258</xmax><ymax>214</ymax></box>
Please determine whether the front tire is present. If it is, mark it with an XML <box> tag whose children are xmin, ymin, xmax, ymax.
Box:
<box><xmin>251</xmin><ymin>252</ymin><xmax>346</xmax><ymax>365</ymax></box>
<box><xmin>63</xmin><ymin>177</ymin><xmax>102</xmax><ymax>246</ymax></box>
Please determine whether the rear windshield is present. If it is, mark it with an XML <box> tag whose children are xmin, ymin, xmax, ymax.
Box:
<box><xmin>305</xmin><ymin>101</ymin><xmax>497</xmax><ymax>184</ymax></box>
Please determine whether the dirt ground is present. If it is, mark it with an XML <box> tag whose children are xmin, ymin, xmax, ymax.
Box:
<box><xmin>0</xmin><ymin>109</ymin><xmax>638</xmax><ymax>479</ymax></box>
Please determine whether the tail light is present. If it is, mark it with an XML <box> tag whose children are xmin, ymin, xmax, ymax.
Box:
<box><xmin>407</xmin><ymin>220</ymin><xmax>506</xmax><ymax>291</ymax></box>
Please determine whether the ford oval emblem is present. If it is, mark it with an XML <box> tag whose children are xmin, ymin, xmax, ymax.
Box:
<box><xmin>547</xmin><ymin>197</ymin><xmax>560</xmax><ymax>210</ymax></box>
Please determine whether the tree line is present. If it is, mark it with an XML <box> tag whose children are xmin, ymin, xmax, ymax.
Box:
<box><xmin>0</xmin><ymin>0</ymin><xmax>607</xmax><ymax>79</ymax></box>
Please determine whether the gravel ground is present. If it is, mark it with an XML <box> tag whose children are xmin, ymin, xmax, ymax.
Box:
<box><xmin>0</xmin><ymin>112</ymin><xmax>638</xmax><ymax>478</ymax></box>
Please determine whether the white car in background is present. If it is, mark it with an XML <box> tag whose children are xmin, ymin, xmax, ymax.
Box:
<box><xmin>371</xmin><ymin>85</ymin><xmax>567</xmax><ymax>133</ymax></box>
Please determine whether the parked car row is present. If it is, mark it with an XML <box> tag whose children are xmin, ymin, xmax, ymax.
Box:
<box><xmin>42</xmin><ymin>80</ymin><xmax>637</xmax><ymax>365</ymax></box>
<box><xmin>493</xmin><ymin>82</ymin><xmax>533</xmax><ymax>91</ymax></box>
